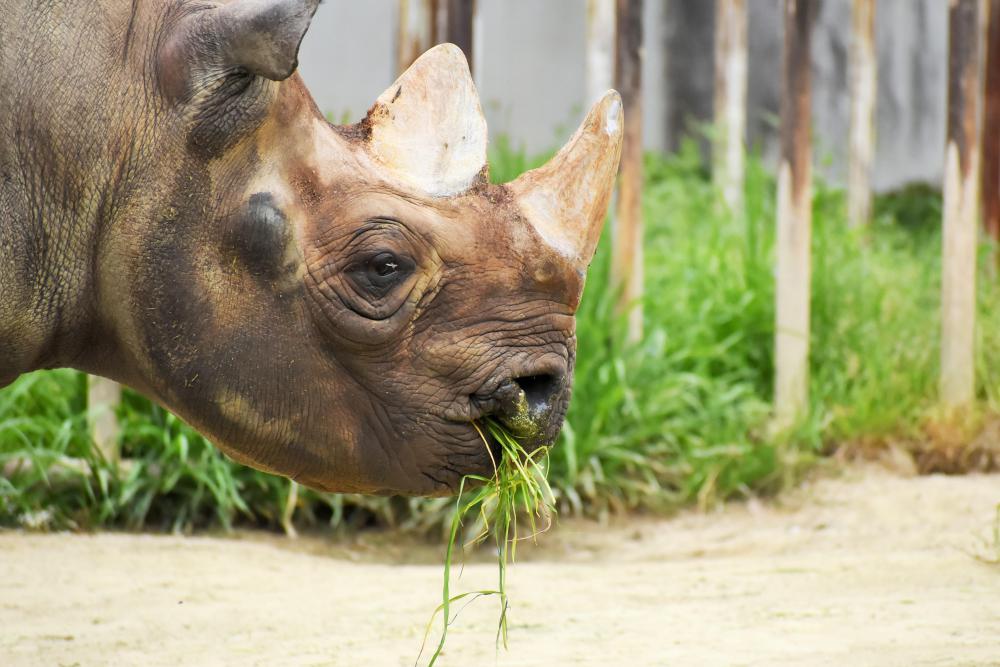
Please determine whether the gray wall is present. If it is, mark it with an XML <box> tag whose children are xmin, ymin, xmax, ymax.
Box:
<box><xmin>298</xmin><ymin>0</ymin><xmax>948</xmax><ymax>192</ymax></box>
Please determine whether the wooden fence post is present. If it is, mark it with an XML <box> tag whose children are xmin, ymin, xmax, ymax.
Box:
<box><xmin>713</xmin><ymin>0</ymin><xmax>748</xmax><ymax>213</ymax></box>
<box><xmin>397</xmin><ymin>0</ymin><xmax>440</xmax><ymax>74</ymax></box>
<box><xmin>87</xmin><ymin>376</ymin><xmax>121</xmax><ymax>463</ymax></box>
<box><xmin>444</xmin><ymin>0</ymin><xmax>476</xmax><ymax>73</ymax></box>
<box><xmin>847</xmin><ymin>0</ymin><xmax>876</xmax><ymax>229</ymax></box>
<box><xmin>587</xmin><ymin>0</ymin><xmax>617</xmax><ymax>104</ymax></box>
<box><xmin>774</xmin><ymin>0</ymin><xmax>814</xmax><ymax>428</ymax></box>
<box><xmin>941</xmin><ymin>0</ymin><xmax>983</xmax><ymax>409</ymax></box>
<box><xmin>982</xmin><ymin>0</ymin><xmax>1000</xmax><ymax>248</ymax></box>
<box><xmin>397</xmin><ymin>1</ymin><xmax>476</xmax><ymax>80</ymax></box>
<box><xmin>613</xmin><ymin>0</ymin><xmax>644</xmax><ymax>343</ymax></box>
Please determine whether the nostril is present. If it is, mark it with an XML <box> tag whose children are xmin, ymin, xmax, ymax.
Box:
<box><xmin>512</xmin><ymin>374</ymin><xmax>561</xmax><ymax>412</ymax></box>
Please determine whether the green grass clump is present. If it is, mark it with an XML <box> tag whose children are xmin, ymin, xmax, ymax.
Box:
<box><xmin>419</xmin><ymin>420</ymin><xmax>553</xmax><ymax>666</ymax></box>
<box><xmin>0</xmin><ymin>372</ymin><xmax>384</xmax><ymax>532</ymax></box>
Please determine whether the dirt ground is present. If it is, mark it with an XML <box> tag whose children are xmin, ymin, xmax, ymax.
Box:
<box><xmin>1</xmin><ymin>464</ymin><xmax>998</xmax><ymax>667</ymax></box>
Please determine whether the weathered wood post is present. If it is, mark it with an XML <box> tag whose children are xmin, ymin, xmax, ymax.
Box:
<box><xmin>774</xmin><ymin>0</ymin><xmax>814</xmax><ymax>428</ymax></box>
<box><xmin>444</xmin><ymin>0</ymin><xmax>475</xmax><ymax>73</ymax></box>
<box><xmin>713</xmin><ymin>0</ymin><xmax>747</xmax><ymax>213</ymax></box>
<box><xmin>982</xmin><ymin>0</ymin><xmax>1000</xmax><ymax>248</ymax></box>
<box><xmin>587</xmin><ymin>0</ymin><xmax>617</xmax><ymax>104</ymax></box>
<box><xmin>397</xmin><ymin>0</ymin><xmax>439</xmax><ymax>74</ymax></box>
<box><xmin>87</xmin><ymin>376</ymin><xmax>121</xmax><ymax>463</ymax></box>
<box><xmin>941</xmin><ymin>0</ymin><xmax>983</xmax><ymax>409</ymax></box>
<box><xmin>847</xmin><ymin>0</ymin><xmax>876</xmax><ymax>229</ymax></box>
<box><xmin>613</xmin><ymin>0</ymin><xmax>644</xmax><ymax>343</ymax></box>
<box><xmin>397</xmin><ymin>1</ymin><xmax>476</xmax><ymax>80</ymax></box>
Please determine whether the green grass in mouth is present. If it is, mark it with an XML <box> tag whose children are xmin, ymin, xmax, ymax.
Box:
<box><xmin>418</xmin><ymin>419</ymin><xmax>555</xmax><ymax>666</ymax></box>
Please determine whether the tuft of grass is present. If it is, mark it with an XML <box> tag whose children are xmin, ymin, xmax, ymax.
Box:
<box><xmin>418</xmin><ymin>421</ymin><xmax>552</xmax><ymax>663</ymax></box>
<box><xmin>418</xmin><ymin>420</ymin><xmax>554</xmax><ymax>666</ymax></box>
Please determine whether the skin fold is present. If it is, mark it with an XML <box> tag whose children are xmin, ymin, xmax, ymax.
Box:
<box><xmin>0</xmin><ymin>0</ymin><xmax>622</xmax><ymax>496</ymax></box>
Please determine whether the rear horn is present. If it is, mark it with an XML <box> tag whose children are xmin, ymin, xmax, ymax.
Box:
<box><xmin>506</xmin><ymin>92</ymin><xmax>624</xmax><ymax>270</ymax></box>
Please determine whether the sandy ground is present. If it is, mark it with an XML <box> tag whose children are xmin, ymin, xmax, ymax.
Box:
<box><xmin>1</xmin><ymin>464</ymin><xmax>998</xmax><ymax>667</ymax></box>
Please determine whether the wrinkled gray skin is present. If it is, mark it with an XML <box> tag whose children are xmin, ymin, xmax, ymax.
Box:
<box><xmin>0</xmin><ymin>0</ymin><xmax>590</xmax><ymax>495</ymax></box>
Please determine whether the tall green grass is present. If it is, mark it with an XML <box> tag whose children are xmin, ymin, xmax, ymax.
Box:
<box><xmin>2</xmin><ymin>141</ymin><xmax>995</xmax><ymax>534</ymax></box>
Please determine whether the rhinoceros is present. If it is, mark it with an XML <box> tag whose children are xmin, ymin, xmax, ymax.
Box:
<box><xmin>0</xmin><ymin>0</ymin><xmax>623</xmax><ymax>495</ymax></box>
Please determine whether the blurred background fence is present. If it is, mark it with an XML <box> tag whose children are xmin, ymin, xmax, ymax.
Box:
<box><xmin>301</xmin><ymin>0</ymin><xmax>948</xmax><ymax>191</ymax></box>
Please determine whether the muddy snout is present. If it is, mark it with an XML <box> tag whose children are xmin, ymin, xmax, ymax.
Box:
<box><xmin>491</xmin><ymin>372</ymin><xmax>568</xmax><ymax>447</ymax></box>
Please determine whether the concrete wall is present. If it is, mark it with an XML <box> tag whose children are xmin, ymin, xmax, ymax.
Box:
<box><xmin>298</xmin><ymin>0</ymin><xmax>948</xmax><ymax>192</ymax></box>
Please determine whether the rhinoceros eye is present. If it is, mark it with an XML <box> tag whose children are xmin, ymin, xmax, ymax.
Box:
<box><xmin>349</xmin><ymin>251</ymin><xmax>414</xmax><ymax>297</ymax></box>
<box><xmin>372</xmin><ymin>252</ymin><xmax>400</xmax><ymax>278</ymax></box>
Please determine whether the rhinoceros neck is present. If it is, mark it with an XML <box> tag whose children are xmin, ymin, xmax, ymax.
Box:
<box><xmin>0</xmin><ymin>0</ymin><xmax>159</xmax><ymax>385</ymax></box>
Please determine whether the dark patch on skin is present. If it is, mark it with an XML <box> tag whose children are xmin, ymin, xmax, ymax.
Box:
<box><xmin>467</xmin><ymin>163</ymin><xmax>492</xmax><ymax>191</ymax></box>
<box><xmin>476</xmin><ymin>178</ymin><xmax>515</xmax><ymax>204</ymax></box>
<box><xmin>331</xmin><ymin>114</ymin><xmax>374</xmax><ymax>143</ymax></box>
<box><xmin>223</xmin><ymin>192</ymin><xmax>296</xmax><ymax>282</ymax></box>
<box><xmin>133</xmin><ymin>161</ymin><xmax>311</xmax><ymax>478</ymax></box>
<box><xmin>136</xmin><ymin>165</ymin><xmax>214</xmax><ymax>404</ymax></box>
<box><xmin>331</xmin><ymin>99</ymin><xmax>395</xmax><ymax>145</ymax></box>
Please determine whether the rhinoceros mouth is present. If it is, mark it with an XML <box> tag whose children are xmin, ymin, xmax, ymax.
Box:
<box><xmin>436</xmin><ymin>353</ymin><xmax>572</xmax><ymax>460</ymax></box>
<box><xmin>445</xmin><ymin>381</ymin><xmax>566</xmax><ymax>460</ymax></box>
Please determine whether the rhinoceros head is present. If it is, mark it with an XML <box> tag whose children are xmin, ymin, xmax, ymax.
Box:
<box><xmin>121</xmin><ymin>0</ymin><xmax>621</xmax><ymax>495</ymax></box>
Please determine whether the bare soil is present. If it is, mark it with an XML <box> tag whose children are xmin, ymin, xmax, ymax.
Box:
<box><xmin>1</xmin><ymin>464</ymin><xmax>998</xmax><ymax>667</ymax></box>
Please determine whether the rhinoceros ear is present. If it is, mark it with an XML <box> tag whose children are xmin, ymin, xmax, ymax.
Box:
<box><xmin>210</xmin><ymin>0</ymin><xmax>321</xmax><ymax>80</ymax></box>
<box><xmin>363</xmin><ymin>44</ymin><xmax>488</xmax><ymax>197</ymax></box>
<box><xmin>164</xmin><ymin>0</ymin><xmax>321</xmax><ymax>85</ymax></box>
<box><xmin>507</xmin><ymin>92</ymin><xmax>623</xmax><ymax>269</ymax></box>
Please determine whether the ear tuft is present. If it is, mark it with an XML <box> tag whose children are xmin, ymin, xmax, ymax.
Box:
<box><xmin>363</xmin><ymin>44</ymin><xmax>488</xmax><ymax>197</ymax></box>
